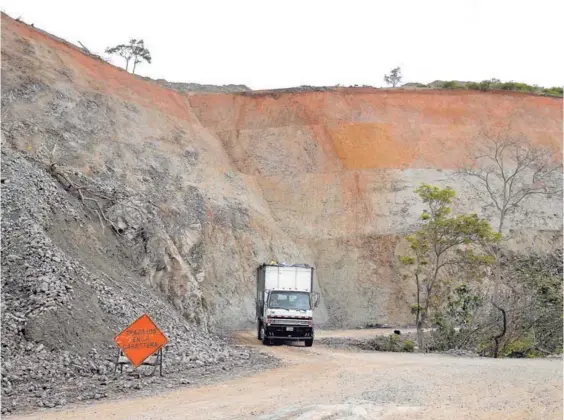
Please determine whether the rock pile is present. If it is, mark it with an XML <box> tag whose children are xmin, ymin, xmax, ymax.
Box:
<box><xmin>1</xmin><ymin>148</ymin><xmax>277</xmax><ymax>415</ymax></box>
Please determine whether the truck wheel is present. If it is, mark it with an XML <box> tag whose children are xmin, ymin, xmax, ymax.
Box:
<box><xmin>260</xmin><ymin>325</ymin><xmax>270</xmax><ymax>346</ymax></box>
<box><xmin>305</xmin><ymin>339</ymin><xmax>313</xmax><ymax>347</ymax></box>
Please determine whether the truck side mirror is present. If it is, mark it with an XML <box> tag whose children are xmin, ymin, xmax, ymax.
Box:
<box><xmin>311</xmin><ymin>292</ymin><xmax>320</xmax><ymax>308</ymax></box>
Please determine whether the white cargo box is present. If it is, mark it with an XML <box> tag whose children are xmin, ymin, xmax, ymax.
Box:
<box><xmin>257</xmin><ymin>265</ymin><xmax>313</xmax><ymax>293</ymax></box>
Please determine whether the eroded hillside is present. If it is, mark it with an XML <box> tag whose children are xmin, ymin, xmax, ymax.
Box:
<box><xmin>2</xmin><ymin>11</ymin><xmax>562</xmax><ymax>344</ymax></box>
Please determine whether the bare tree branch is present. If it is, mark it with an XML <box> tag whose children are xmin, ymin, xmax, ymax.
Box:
<box><xmin>47</xmin><ymin>162</ymin><xmax>124</xmax><ymax>235</ymax></box>
<box><xmin>458</xmin><ymin>125</ymin><xmax>562</xmax><ymax>234</ymax></box>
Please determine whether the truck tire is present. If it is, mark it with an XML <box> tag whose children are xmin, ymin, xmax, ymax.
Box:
<box><xmin>305</xmin><ymin>339</ymin><xmax>313</xmax><ymax>347</ymax></box>
<box><xmin>259</xmin><ymin>325</ymin><xmax>270</xmax><ymax>346</ymax></box>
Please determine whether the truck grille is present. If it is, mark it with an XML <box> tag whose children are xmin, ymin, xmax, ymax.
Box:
<box><xmin>269</xmin><ymin>318</ymin><xmax>310</xmax><ymax>326</ymax></box>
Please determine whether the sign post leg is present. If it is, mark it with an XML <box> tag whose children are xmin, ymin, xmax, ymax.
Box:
<box><xmin>114</xmin><ymin>349</ymin><xmax>121</xmax><ymax>375</ymax></box>
<box><xmin>159</xmin><ymin>348</ymin><xmax>163</xmax><ymax>377</ymax></box>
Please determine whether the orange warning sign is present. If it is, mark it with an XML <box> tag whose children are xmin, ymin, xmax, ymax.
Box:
<box><xmin>114</xmin><ymin>314</ymin><xmax>168</xmax><ymax>368</ymax></box>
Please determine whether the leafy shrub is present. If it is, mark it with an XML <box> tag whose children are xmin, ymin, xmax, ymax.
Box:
<box><xmin>358</xmin><ymin>334</ymin><xmax>416</xmax><ymax>352</ymax></box>
<box><xmin>409</xmin><ymin>79</ymin><xmax>562</xmax><ymax>97</ymax></box>
<box><xmin>477</xmin><ymin>79</ymin><xmax>499</xmax><ymax>91</ymax></box>
<box><xmin>402</xmin><ymin>339</ymin><xmax>415</xmax><ymax>352</ymax></box>
<box><xmin>466</xmin><ymin>79</ymin><xmax>562</xmax><ymax>97</ymax></box>
<box><xmin>386</xmin><ymin>334</ymin><xmax>401</xmax><ymax>351</ymax></box>
<box><xmin>466</xmin><ymin>82</ymin><xmax>480</xmax><ymax>90</ymax></box>
<box><xmin>428</xmin><ymin>284</ymin><xmax>485</xmax><ymax>351</ymax></box>
<box><xmin>501</xmin><ymin>335</ymin><xmax>539</xmax><ymax>358</ymax></box>
<box><xmin>543</xmin><ymin>86</ymin><xmax>563</xmax><ymax>96</ymax></box>
<box><xmin>498</xmin><ymin>81</ymin><xmax>537</xmax><ymax>92</ymax></box>
<box><xmin>438</xmin><ymin>80</ymin><xmax>463</xmax><ymax>89</ymax></box>
<box><xmin>476</xmin><ymin>251</ymin><xmax>562</xmax><ymax>358</ymax></box>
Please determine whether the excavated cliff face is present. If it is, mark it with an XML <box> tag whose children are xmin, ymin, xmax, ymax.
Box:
<box><xmin>1</xmin><ymin>14</ymin><xmax>562</xmax><ymax>347</ymax></box>
<box><xmin>187</xmin><ymin>89</ymin><xmax>562</xmax><ymax>326</ymax></box>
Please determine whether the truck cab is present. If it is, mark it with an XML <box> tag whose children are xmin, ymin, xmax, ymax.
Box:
<box><xmin>256</xmin><ymin>263</ymin><xmax>319</xmax><ymax>347</ymax></box>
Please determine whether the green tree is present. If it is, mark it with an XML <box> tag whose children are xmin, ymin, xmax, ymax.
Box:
<box><xmin>106</xmin><ymin>39</ymin><xmax>152</xmax><ymax>74</ymax></box>
<box><xmin>384</xmin><ymin>67</ymin><xmax>402</xmax><ymax>87</ymax></box>
<box><xmin>399</xmin><ymin>184</ymin><xmax>500</xmax><ymax>349</ymax></box>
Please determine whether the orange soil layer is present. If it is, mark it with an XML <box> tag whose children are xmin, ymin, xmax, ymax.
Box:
<box><xmin>3</xmin><ymin>13</ymin><xmax>562</xmax><ymax>171</ymax></box>
<box><xmin>188</xmin><ymin>91</ymin><xmax>562</xmax><ymax>170</ymax></box>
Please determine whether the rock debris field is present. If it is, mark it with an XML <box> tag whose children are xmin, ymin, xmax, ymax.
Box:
<box><xmin>0</xmin><ymin>150</ymin><xmax>278</xmax><ymax>415</ymax></box>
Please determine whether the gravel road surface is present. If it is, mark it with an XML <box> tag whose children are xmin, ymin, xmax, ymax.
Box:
<box><xmin>9</xmin><ymin>330</ymin><xmax>562</xmax><ymax>420</ymax></box>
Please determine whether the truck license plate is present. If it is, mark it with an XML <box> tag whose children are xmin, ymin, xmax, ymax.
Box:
<box><xmin>286</xmin><ymin>327</ymin><xmax>294</xmax><ymax>331</ymax></box>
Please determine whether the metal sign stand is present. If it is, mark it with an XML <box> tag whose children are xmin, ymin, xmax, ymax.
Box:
<box><xmin>113</xmin><ymin>313</ymin><xmax>168</xmax><ymax>377</ymax></box>
<box><xmin>113</xmin><ymin>347</ymin><xmax>164</xmax><ymax>377</ymax></box>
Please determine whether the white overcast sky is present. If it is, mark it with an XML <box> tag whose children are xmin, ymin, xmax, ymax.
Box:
<box><xmin>2</xmin><ymin>0</ymin><xmax>563</xmax><ymax>90</ymax></box>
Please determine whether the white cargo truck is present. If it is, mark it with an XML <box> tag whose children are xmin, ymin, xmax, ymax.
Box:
<box><xmin>256</xmin><ymin>263</ymin><xmax>320</xmax><ymax>347</ymax></box>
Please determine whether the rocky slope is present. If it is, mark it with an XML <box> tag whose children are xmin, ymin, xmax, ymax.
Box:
<box><xmin>2</xmin><ymin>12</ymin><xmax>562</xmax><ymax>329</ymax></box>
<box><xmin>1</xmin><ymin>14</ymin><xmax>563</xmax><ymax>411</ymax></box>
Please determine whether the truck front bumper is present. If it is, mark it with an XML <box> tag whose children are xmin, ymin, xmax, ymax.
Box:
<box><xmin>265</xmin><ymin>325</ymin><xmax>313</xmax><ymax>340</ymax></box>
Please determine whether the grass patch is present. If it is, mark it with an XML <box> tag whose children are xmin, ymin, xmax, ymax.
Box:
<box><xmin>406</xmin><ymin>79</ymin><xmax>562</xmax><ymax>97</ymax></box>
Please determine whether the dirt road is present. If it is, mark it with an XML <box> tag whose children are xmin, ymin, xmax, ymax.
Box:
<box><xmin>10</xmin><ymin>330</ymin><xmax>563</xmax><ymax>420</ymax></box>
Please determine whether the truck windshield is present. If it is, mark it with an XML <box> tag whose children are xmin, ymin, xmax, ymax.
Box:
<box><xmin>268</xmin><ymin>291</ymin><xmax>310</xmax><ymax>311</ymax></box>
